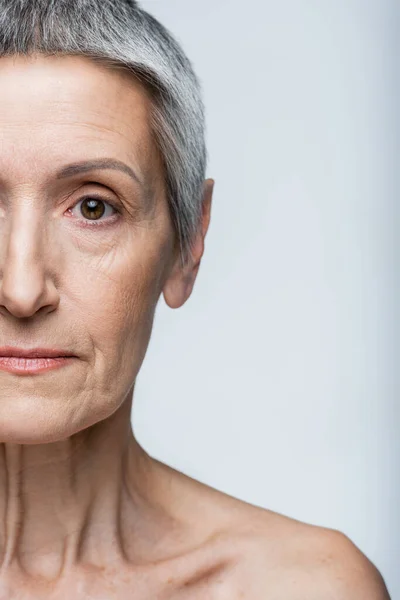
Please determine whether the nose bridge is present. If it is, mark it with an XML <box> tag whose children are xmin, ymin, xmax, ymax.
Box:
<box><xmin>7</xmin><ymin>202</ymin><xmax>43</xmax><ymax>264</ymax></box>
<box><xmin>0</xmin><ymin>200</ymin><xmax>55</xmax><ymax>317</ymax></box>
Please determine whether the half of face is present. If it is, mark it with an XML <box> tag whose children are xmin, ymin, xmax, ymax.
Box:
<box><xmin>0</xmin><ymin>53</ymin><xmax>196</xmax><ymax>443</ymax></box>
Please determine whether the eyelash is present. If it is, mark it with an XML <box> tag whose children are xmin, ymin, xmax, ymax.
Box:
<box><xmin>67</xmin><ymin>195</ymin><xmax>121</xmax><ymax>229</ymax></box>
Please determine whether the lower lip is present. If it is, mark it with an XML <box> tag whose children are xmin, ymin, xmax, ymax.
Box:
<box><xmin>0</xmin><ymin>357</ymin><xmax>76</xmax><ymax>375</ymax></box>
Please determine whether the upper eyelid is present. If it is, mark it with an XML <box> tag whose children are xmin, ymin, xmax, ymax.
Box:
<box><xmin>63</xmin><ymin>178</ymin><xmax>119</xmax><ymax>201</ymax></box>
<box><xmin>71</xmin><ymin>179</ymin><xmax>147</xmax><ymax>217</ymax></box>
<box><xmin>70</xmin><ymin>192</ymin><xmax>121</xmax><ymax>211</ymax></box>
<box><xmin>74</xmin><ymin>193</ymin><xmax>117</xmax><ymax>205</ymax></box>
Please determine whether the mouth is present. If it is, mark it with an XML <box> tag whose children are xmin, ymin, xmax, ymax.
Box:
<box><xmin>0</xmin><ymin>347</ymin><xmax>77</xmax><ymax>375</ymax></box>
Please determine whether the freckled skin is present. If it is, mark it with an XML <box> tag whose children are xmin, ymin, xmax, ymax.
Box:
<box><xmin>0</xmin><ymin>55</ymin><xmax>390</xmax><ymax>600</ymax></box>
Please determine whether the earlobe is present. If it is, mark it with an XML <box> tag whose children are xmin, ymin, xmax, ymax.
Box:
<box><xmin>163</xmin><ymin>244</ymin><xmax>201</xmax><ymax>309</ymax></box>
<box><xmin>162</xmin><ymin>268</ymin><xmax>195</xmax><ymax>309</ymax></box>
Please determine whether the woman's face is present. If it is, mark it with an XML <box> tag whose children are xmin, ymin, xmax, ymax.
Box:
<box><xmin>0</xmin><ymin>54</ymin><xmax>190</xmax><ymax>443</ymax></box>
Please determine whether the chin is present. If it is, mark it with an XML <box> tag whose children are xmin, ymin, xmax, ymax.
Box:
<box><xmin>0</xmin><ymin>395</ymin><xmax>103</xmax><ymax>445</ymax></box>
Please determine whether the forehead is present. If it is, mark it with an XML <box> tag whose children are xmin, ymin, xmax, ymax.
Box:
<box><xmin>0</xmin><ymin>54</ymin><xmax>156</xmax><ymax>183</ymax></box>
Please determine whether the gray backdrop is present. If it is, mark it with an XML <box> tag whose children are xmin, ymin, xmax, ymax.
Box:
<box><xmin>134</xmin><ymin>1</ymin><xmax>398</xmax><ymax>596</ymax></box>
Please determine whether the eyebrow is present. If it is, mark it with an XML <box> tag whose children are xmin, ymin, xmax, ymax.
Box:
<box><xmin>56</xmin><ymin>158</ymin><xmax>142</xmax><ymax>187</ymax></box>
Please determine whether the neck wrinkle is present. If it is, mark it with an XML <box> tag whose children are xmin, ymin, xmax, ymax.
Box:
<box><xmin>0</xmin><ymin>390</ymin><xmax>154</xmax><ymax>583</ymax></box>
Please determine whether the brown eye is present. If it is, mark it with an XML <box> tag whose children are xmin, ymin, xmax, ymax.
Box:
<box><xmin>81</xmin><ymin>198</ymin><xmax>106</xmax><ymax>220</ymax></box>
<box><xmin>69</xmin><ymin>196</ymin><xmax>118</xmax><ymax>223</ymax></box>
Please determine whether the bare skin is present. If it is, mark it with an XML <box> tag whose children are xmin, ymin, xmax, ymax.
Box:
<box><xmin>0</xmin><ymin>54</ymin><xmax>390</xmax><ymax>599</ymax></box>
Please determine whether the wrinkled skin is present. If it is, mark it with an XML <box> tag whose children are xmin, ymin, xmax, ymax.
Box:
<box><xmin>0</xmin><ymin>53</ymin><xmax>216</xmax><ymax>596</ymax></box>
<box><xmin>0</xmin><ymin>55</ymin><xmax>390</xmax><ymax>600</ymax></box>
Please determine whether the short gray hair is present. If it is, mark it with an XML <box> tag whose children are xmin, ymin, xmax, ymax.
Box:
<box><xmin>0</xmin><ymin>0</ymin><xmax>207</xmax><ymax>267</ymax></box>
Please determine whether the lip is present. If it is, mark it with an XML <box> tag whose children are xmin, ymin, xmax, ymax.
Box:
<box><xmin>0</xmin><ymin>356</ymin><xmax>76</xmax><ymax>375</ymax></box>
<box><xmin>0</xmin><ymin>347</ymin><xmax>77</xmax><ymax>375</ymax></box>
<box><xmin>0</xmin><ymin>347</ymin><xmax>76</xmax><ymax>358</ymax></box>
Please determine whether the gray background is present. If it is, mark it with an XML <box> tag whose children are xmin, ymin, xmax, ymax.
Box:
<box><xmin>134</xmin><ymin>1</ymin><xmax>398</xmax><ymax>596</ymax></box>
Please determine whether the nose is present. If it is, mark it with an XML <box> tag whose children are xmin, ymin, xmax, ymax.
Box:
<box><xmin>0</xmin><ymin>211</ymin><xmax>60</xmax><ymax>319</ymax></box>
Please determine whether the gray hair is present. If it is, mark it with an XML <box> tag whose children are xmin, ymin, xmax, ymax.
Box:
<box><xmin>0</xmin><ymin>0</ymin><xmax>207</xmax><ymax>267</ymax></box>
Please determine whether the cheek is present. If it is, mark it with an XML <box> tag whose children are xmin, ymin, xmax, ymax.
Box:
<box><xmin>63</xmin><ymin>213</ymin><xmax>173</xmax><ymax>381</ymax></box>
<box><xmin>73</xmin><ymin>249</ymin><xmax>162</xmax><ymax>367</ymax></box>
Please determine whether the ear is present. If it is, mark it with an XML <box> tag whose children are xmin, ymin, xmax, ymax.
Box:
<box><xmin>163</xmin><ymin>178</ymin><xmax>214</xmax><ymax>309</ymax></box>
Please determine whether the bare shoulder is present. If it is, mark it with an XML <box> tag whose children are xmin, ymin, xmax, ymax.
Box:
<box><xmin>216</xmin><ymin>502</ymin><xmax>391</xmax><ymax>599</ymax></box>
<box><xmin>149</xmin><ymin>460</ymin><xmax>390</xmax><ymax>598</ymax></box>
<box><xmin>293</xmin><ymin>526</ymin><xmax>391</xmax><ymax>599</ymax></box>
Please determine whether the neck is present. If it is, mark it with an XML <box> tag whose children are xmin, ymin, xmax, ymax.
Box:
<box><xmin>0</xmin><ymin>390</ymin><xmax>170</xmax><ymax>583</ymax></box>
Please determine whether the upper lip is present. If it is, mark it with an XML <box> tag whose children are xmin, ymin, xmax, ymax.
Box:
<box><xmin>0</xmin><ymin>347</ymin><xmax>76</xmax><ymax>358</ymax></box>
